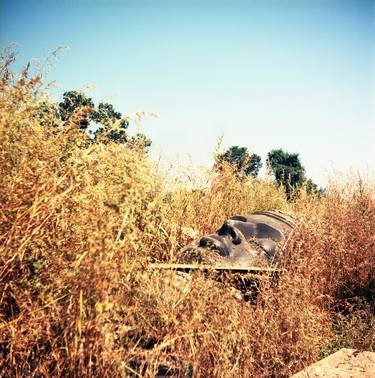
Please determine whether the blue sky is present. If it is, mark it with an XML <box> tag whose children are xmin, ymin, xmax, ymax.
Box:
<box><xmin>1</xmin><ymin>0</ymin><xmax>374</xmax><ymax>186</ymax></box>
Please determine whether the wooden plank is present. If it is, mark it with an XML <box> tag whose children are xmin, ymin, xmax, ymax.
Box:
<box><xmin>149</xmin><ymin>263</ymin><xmax>281</xmax><ymax>275</ymax></box>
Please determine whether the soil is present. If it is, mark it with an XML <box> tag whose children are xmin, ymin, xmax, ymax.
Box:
<box><xmin>291</xmin><ymin>348</ymin><xmax>375</xmax><ymax>378</ymax></box>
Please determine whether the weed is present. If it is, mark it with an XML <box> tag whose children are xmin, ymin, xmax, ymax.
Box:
<box><xmin>0</xmin><ymin>51</ymin><xmax>374</xmax><ymax>377</ymax></box>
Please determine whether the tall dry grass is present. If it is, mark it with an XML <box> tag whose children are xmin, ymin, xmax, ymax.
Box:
<box><xmin>0</xmin><ymin>52</ymin><xmax>374</xmax><ymax>377</ymax></box>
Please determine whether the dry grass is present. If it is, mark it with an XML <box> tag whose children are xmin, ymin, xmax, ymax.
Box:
<box><xmin>0</xmin><ymin>52</ymin><xmax>374</xmax><ymax>377</ymax></box>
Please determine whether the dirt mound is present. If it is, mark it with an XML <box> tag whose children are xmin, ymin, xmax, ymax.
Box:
<box><xmin>292</xmin><ymin>348</ymin><xmax>375</xmax><ymax>378</ymax></box>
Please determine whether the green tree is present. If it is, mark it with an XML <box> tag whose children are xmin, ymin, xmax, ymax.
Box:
<box><xmin>57</xmin><ymin>90</ymin><xmax>150</xmax><ymax>149</ymax></box>
<box><xmin>305</xmin><ymin>178</ymin><xmax>324</xmax><ymax>197</ymax></box>
<box><xmin>91</xmin><ymin>102</ymin><xmax>129</xmax><ymax>144</ymax></box>
<box><xmin>128</xmin><ymin>133</ymin><xmax>152</xmax><ymax>151</ymax></box>
<box><xmin>58</xmin><ymin>90</ymin><xmax>94</xmax><ymax>130</ymax></box>
<box><xmin>216</xmin><ymin>146</ymin><xmax>262</xmax><ymax>178</ymax></box>
<box><xmin>266</xmin><ymin>149</ymin><xmax>306</xmax><ymax>198</ymax></box>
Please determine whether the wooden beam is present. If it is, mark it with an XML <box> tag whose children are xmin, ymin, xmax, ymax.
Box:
<box><xmin>149</xmin><ymin>263</ymin><xmax>281</xmax><ymax>275</ymax></box>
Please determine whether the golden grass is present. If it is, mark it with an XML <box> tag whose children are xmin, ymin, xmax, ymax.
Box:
<box><xmin>0</xmin><ymin>52</ymin><xmax>374</xmax><ymax>377</ymax></box>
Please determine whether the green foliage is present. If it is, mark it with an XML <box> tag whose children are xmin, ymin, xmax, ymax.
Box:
<box><xmin>305</xmin><ymin>178</ymin><xmax>324</xmax><ymax>196</ymax></box>
<box><xmin>216</xmin><ymin>146</ymin><xmax>262</xmax><ymax>178</ymax></box>
<box><xmin>266</xmin><ymin>149</ymin><xmax>322</xmax><ymax>198</ymax></box>
<box><xmin>91</xmin><ymin>102</ymin><xmax>129</xmax><ymax>144</ymax></box>
<box><xmin>59</xmin><ymin>90</ymin><xmax>94</xmax><ymax>129</ymax></box>
<box><xmin>91</xmin><ymin>102</ymin><xmax>122</xmax><ymax>125</ymax></box>
<box><xmin>128</xmin><ymin>132</ymin><xmax>152</xmax><ymax>150</ymax></box>
<box><xmin>267</xmin><ymin>149</ymin><xmax>306</xmax><ymax>197</ymax></box>
<box><xmin>57</xmin><ymin>90</ymin><xmax>150</xmax><ymax>148</ymax></box>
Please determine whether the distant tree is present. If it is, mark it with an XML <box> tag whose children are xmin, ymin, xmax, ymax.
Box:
<box><xmin>266</xmin><ymin>149</ymin><xmax>306</xmax><ymax>198</ymax></box>
<box><xmin>57</xmin><ymin>90</ymin><xmax>150</xmax><ymax>149</ymax></box>
<box><xmin>128</xmin><ymin>133</ymin><xmax>152</xmax><ymax>152</ymax></box>
<box><xmin>91</xmin><ymin>102</ymin><xmax>129</xmax><ymax>144</ymax></box>
<box><xmin>305</xmin><ymin>178</ymin><xmax>317</xmax><ymax>194</ymax></box>
<box><xmin>216</xmin><ymin>146</ymin><xmax>262</xmax><ymax>178</ymax></box>
<box><xmin>59</xmin><ymin>90</ymin><xmax>94</xmax><ymax>130</ymax></box>
<box><xmin>305</xmin><ymin>178</ymin><xmax>324</xmax><ymax>197</ymax></box>
<box><xmin>91</xmin><ymin>102</ymin><xmax>122</xmax><ymax>125</ymax></box>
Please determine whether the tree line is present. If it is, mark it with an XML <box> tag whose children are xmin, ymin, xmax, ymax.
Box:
<box><xmin>52</xmin><ymin>90</ymin><xmax>320</xmax><ymax>198</ymax></box>
<box><xmin>216</xmin><ymin>146</ymin><xmax>321</xmax><ymax>198</ymax></box>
